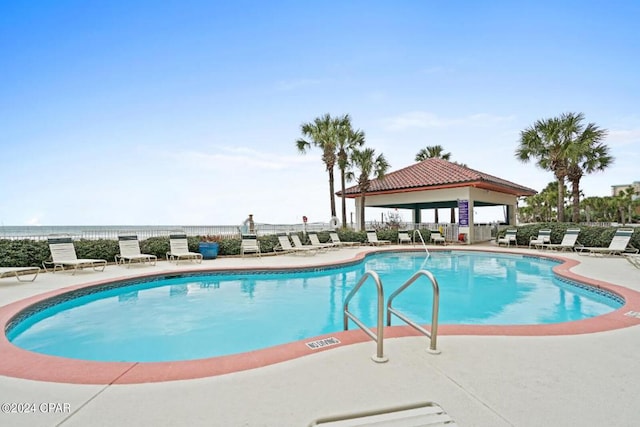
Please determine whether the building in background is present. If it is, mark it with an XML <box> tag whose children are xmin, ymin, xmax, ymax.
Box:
<box><xmin>611</xmin><ymin>181</ymin><xmax>640</xmax><ymax>200</ymax></box>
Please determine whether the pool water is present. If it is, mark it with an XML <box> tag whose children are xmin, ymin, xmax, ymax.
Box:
<box><xmin>8</xmin><ymin>252</ymin><xmax>622</xmax><ymax>362</ymax></box>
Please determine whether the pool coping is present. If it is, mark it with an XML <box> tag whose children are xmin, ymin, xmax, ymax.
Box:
<box><xmin>1</xmin><ymin>247</ymin><xmax>640</xmax><ymax>385</ymax></box>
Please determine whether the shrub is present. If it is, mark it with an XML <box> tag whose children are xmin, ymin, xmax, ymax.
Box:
<box><xmin>1</xmin><ymin>225</ymin><xmax>637</xmax><ymax>268</ymax></box>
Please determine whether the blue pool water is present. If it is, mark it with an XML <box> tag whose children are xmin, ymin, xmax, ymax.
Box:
<box><xmin>8</xmin><ymin>252</ymin><xmax>622</xmax><ymax>362</ymax></box>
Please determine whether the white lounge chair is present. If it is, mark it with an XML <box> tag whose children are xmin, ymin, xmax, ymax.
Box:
<box><xmin>166</xmin><ymin>233</ymin><xmax>203</xmax><ymax>264</ymax></box>
<box><xmin>623</xmin><ymin>253</ymin><xmax>640</xmax><ymax>269</ymax></box>
<box><xmin>539</xmin><ymin>228</ymin><xmax>581</xmax><ymax>251</ymax></box>
<box><xmin>115</xmin><ymin>235</ymin><xmax>157</xmax><ymax>267</ymax></box>
<box><xmin>308</xmin><ymin>232</ymin><xmax>337</xmax><ymax>249</ymax></box>
<box><xmin>0</xmin><ymin>266</ymin><xmax>40</xmax><ymax>282</ymax></box>
<box><xmin>329</xmin><ymin>232</ymin><xmax>359</xmax><ymax>247</ymax></box>
<box><xmin>398</xmin><ymin>231</ymin><xmax>412</xmax><ymax>244</ymax></box>
<box><xmin>44</xmin><ymin>237</ymin><xmax>107</xmax><ymax>274</ymax></box>
<box><xmin>429</xmin><ymin>231</ymin><xmax>446</xmax><ymax>245</ymax></box>
<box><xmin>497</xmin><ymin>229</ymin><xmax>517</xmax><ymax>247</ymax></box>
<box><xmin>529</xmin><ymin>229</ymin><xmax>552</xmax><ymax>249</ymax></box>
<box><xmin>291</xmin><ymin>234</ymin><xmax>327</xmax><ymax>252</ymax></box>
<box><xmin>240</xmin><ymin>234</ymin><xmax>261</xmax><ymax>257</ymax></box>
<box><xmin>366</xmin><ymin>230</ymin><xmax>391</xmax><ymax>246</ymax></box>
<box><xmin>577</xmin><ymin>229</ymin><xmax>638</xmax><ymax>256</ymax></box>
<box><xmin>274</xmin><ymin>233</ymin><xmax>317</xmax><ymax>255</ymax></box>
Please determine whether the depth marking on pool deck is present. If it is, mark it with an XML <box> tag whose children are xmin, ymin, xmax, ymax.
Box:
<box><xmin>624</xmin><ymin>311</ymin><xmax>640</xmax><ymax>319</ymax></box>
<box><xmin>306</xmin><ymin>337</ymin><xmax>341</xmax><ymax>350</ymax></box>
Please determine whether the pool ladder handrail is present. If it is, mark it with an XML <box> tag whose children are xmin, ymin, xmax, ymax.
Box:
<box><xmin>412</xmin><ymin>229</ymin><xmax>430</xmax><ymax>257</ymax></box>
<box><xmin>343</xmin><ymin>270</ymin><xmax>388</xmax><ymax>363</ymax></box>
<box><xmin>386</xmin><ymin>269</ymin><xmax>441</xmax><ymax>354</ymax></box>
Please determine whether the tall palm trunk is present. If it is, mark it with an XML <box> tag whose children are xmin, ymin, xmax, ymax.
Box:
<box><xmin>360</xmin><ymin>192</ymin><xmax>367</xmax><ymax>231</ymax></box>
<box><xmin>555</xmin><ymin>172</ymin><xmax>566</xmax><ymax>222</ymax></box>
<box><xmin>328</xmin><ymin>168</ymin><xmax>336</xmax><ymax>217</ymax></box>
<box><xmin>340</xmin><ymin>171</ymin><xmax>347</xmax><ymax>227</ymax></box>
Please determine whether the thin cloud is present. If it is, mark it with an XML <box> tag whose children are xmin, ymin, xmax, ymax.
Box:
<box><xmin>382</xmin><ymin>111</ymin><xmax>516</xmax><ymax>131</ymax></box>
<box><xmin>275</xmin><ymin>78</ymin><xmax>322</xmax><ymax>91</ymax></box>
<box><xmin>156</xmin><ymin>146</ymin><xmax>316</xmax><ymax>171</ymax></box>
<box><xmin>607</xmin><ymin>128</ymin><xmax>640</xmax><ymax>147</ymax></box>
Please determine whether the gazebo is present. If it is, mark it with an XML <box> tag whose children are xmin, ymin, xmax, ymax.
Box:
<box><xmin>338</xmin><ymin>158</ymin><xmax>537</xmax><ymax>243</ymax></box>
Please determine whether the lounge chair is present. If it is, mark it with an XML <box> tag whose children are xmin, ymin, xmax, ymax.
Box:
<box><xmin>529</xmin><ymin>229</ymin><xmax>552</xmax><ymax>249</ymax></box>
<box><xmin>44</xmin><ymin>237</ymin><xmax>107</xmax><ymax>274</ymax></box>
<box><xmin>329</xmin><ymin>232</ymin><xmax>359</xmax><ymax>247</ymax></box>
<box><xmin>623</xmin><ymin>253</ymin><xmax>640</xmax><ymax>269</ymax></box>
<box><xmin>366</xmin><ymin>230</ymin><xmax>391</xmax><ymax>246</ymax></box>
<box><xmin>497</xmin><ymin>229</ymin><xmax>517</xmax><ymax>247</ymax></box>
<box><xmin>429</xmin><ymin>231</ymin><xmax>446</xmax><ymax>245</ymax></box>
<box><xmin>292</xmin><ymin>234</ymin><xmax>327</xmax><ymax>252</ymax></box>
<box><xmin>274</xmin><ymin>233</ymin><xmax>317</xmax><ymax>255</ymax></box>
<box><xmin>539</xmin><ymin>228</ymin><xmax>581</xmax><ymax>251</ymax></box>
<box><xmin>115</xmin><ymin>235</ymin><xmax>157</xmax><ymax>267</ymax></box>
<box><xmin>166</xmin><ymin>233</ymin><xmax>203</xmax><ymax>264</ymax></box>
<box><xmin>308</xmin><ymin>232</ymin><xmax>337</xmax><ymax>249</ymax></box>
<box><xmin>0</xmin><ymin>266</ymin><xmax>40</xmax><ymax>282</ymax></box>
<box><xmin>240</xmin><ymin>234</ymin><xmax>261</xmax><ymax>257</ymax></box>
<box><xmin>577</xmin><ymin>229</ymin><xmax>638</xmax><ymax>256</ymax></box>
<box><xmin>398</xmin><ymin>231</ymin><xmax>412</xmax><ymax>244</ymax></box>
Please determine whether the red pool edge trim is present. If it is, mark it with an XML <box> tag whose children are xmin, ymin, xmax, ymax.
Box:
<box><xmin>1</xmin><ymin>248</ymin><xmax>639</xmax><ymax>385</ymax></box>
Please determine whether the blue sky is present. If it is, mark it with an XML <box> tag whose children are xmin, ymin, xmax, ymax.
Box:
<box><xmin>1</xmin><ymin>1</ymin><xmax>638</xmax><ymax>226</ymax></box>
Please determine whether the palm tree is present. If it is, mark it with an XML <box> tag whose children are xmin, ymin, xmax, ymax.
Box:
<box><xmin>296</xmin><ymin>114</ymin><xmax>341</xmax><ymax>219</ymax></box>
<box><xmin>414</xmin><ymin>145</ymin><xmax>454</xmax><ymax>223</ymax></box>
<box><xmin>415</xmin><ymin>145</ymin><xmax>451</xmax><ymax>162</ymax></box>
<box><xmin>516</xmin><ymin>113</ymin><xmax>578</xmax><ymax>222</ymax></box>
<box><xmin>348</xmin><ymin>148</ymin><xmax>390</xmax><ymax>230</ymax></box>
<box><xmin>565</xmin><ymin>118</ymin><xmax>612</xmax><ymax>222</ymax></box>
<box><xmin>336</xmin><ymin>115</ymin><xmax>365</xmax><ymax>228</ymax></box>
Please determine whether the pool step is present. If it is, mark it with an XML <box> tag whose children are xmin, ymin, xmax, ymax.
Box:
<box><xmin>309</xmin><ymin>401</ymin><xmax>457</xmax><ymax>426</ymax></box>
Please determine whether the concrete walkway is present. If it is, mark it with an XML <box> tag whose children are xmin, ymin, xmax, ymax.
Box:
<box><xmin>1</xmin><ymin>244</ymin><xmax>639</xmax><ymax>426</ymax></box>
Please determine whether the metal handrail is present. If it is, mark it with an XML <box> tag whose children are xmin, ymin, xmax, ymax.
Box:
<box><xmin>386</xmin><ymin>270</ymin><xmax>440</xmax><ymax>354</ymax></box>
<box><xmin>412</xmin><ymin>230</ymin><xmax>430</xmax><ymax>256</ymax></box>
<box><xmin>343</xmin><ymin>270</ymin><xmax>388</xmax><ymax>363</ymax></box>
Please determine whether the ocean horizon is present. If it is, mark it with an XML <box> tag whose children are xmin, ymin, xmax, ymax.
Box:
<box><xmin>0</xmin><ymin>223</ymin><xmax>332</xmax><ymax>240</ymax></box>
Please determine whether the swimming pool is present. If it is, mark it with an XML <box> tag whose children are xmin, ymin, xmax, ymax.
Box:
<box><xmin>7</xmin><ymin>251</ymin><xmax>623</xmax><ymax>363</ymax></box>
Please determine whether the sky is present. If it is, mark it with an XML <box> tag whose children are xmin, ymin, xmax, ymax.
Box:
<box><xmin>1</xmin><ymin>0</ymin><xmax>638</xmax><ymax>226</ymax></box>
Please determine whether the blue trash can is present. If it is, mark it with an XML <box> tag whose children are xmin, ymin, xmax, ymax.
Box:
<box><xmin>198</xmin><ymin>242</ymin><xmax>219</xmax><ymax>259</ymax></box>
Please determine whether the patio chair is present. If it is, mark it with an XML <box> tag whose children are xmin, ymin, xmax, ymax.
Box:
<box><xmin>292</xmin><ymin>234</ymin><xmax>327</xmax><ymax>252</ymax></box>
<box><xmin>308</xmin><ymin>232</ymin><xmax>338</xmax><ymax>249</ymax></box>
<box><xmin>623</xmin><ymin>253</ymin><xmax>640</xmax><ymax>269</ymax></box>
<box><xmin>0</xmin><ymin>266</ymin><xmax>40</xmax><ymax>282</ymax></box>
<box><xmin>240</xmin><ymin>234</ymin><xmax>261</xmax><ymax>257</ymax></box>
<box><xmin>44</xmin><ymin>237</ymin><xmax>107</xmax><ymax>274</ymax></box>
<box><xmin>166</xmin><ymin>233</ymin><xmax>203</xmax><ymax>264</ymax></box>
<box><xmin>398</xmin><ymin>231</ymin><xmax>412</xmax><ymax>244</ymax></box>
<box><xmin>429</xmin><ymin>231</ymin><xmax>446</xmax><ymax>245</ymax></box>
<box><xmin>497</xmin><ymin>229</ymin><xmax>517</xmax><ymax>247</ymax></box>
<box><xmin>529</xmin><ymin>229</ymin><xmax>552</xmax><ymax>249</ymax></box>
<box><xmin>115</xmin><ymin>235</ymin><xmax>157</xmax><ymax>267</ymax></box>
<box><xmin>539</xmin><ymin>228</ymin><xmax>581</xmax><ymax>251</ymax></box>
<box><xmin>329</xmin><ymin>232</ymin><xmax>359</xmax><ymax>247</ymax></box>
<box><xmin>577</xmin><ymin>229</ymin><xmax>638</xmax><ymax>256</ymax></box>
<box><xmin>274</xmin><ymin>233</ymin><xmax>317</xmax><ymax>255</ymax></box>
<box><xmin>366</xmin><ymin>230</ymin><xmax>391</xmax><ymax>246</ymax></box>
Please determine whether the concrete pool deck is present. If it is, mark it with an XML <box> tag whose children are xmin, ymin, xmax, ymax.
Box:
<box><xmin>1</xmin><ymin>244</ymin><xmax>639</xmax><ymax>426</ymax></box>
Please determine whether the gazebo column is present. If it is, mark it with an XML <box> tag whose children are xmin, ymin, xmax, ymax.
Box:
<box><xmin>354</xmin><ymin>198</ymin><xmax>363</xmax><ymax>230</ymax></box>
<box><xmin>412</xmin><ymin>207</ymin><xmax>421</xmax><ymax>227</ymax></box>
<box><xmin>467</xmin><ymin>200</ymin><xmax>475</xmax><ymax>244</ymax></box>
<box><xmin>507</xmin><ymin>203</ymin><xmax>516</xmax><ymax>225</ymax></box>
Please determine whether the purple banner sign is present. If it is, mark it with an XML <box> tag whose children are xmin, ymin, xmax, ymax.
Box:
<box><xmin>458</xmin><ymin>200</ymin><xmax>469</xmax><ymax>226</ymax></box>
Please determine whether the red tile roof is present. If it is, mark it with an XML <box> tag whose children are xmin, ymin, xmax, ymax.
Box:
<box><xmin>339</xmin><ymin>158</ymin><xmax>537</xmax><ymax>197</ymax></box>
